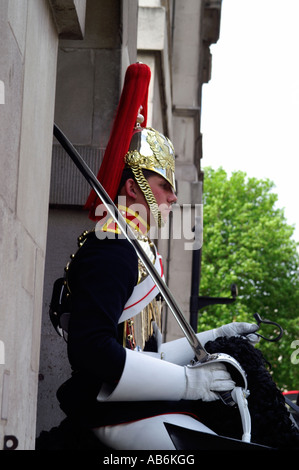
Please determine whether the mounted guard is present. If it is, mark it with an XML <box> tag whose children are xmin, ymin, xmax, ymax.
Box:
<box><xmin>40</xmin><ymin>63</ymin><xmax>299</xmax><ymax>451</ymax></box>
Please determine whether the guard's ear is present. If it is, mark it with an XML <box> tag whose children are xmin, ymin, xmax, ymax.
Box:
<box><xmin>124</xmin><ymin>178</ymin><xmax>138</xmax><ymax>199</ymax></box>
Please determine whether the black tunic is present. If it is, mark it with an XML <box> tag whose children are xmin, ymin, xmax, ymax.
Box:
<box><xmin>57</xmin><ymin>231</ymin><xmax>199</xmax><ymax>427</ymax></box>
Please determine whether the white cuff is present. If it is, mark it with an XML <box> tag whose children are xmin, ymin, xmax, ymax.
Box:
<box><xmin>97</xmin><ymin>348</ymin><xmax>186</xmax><ymax>402</ymax></box>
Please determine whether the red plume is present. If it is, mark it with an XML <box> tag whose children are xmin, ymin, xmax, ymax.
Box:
<box><xmin>84</xmin><ymin>63</ymin><xmax>151</xmax><ymax>220</ymax></box>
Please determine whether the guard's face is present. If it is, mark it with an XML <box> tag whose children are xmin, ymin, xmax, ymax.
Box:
<box><xmin>147</xmin><ymin>174</ymin><xmax>177</xmax><ymax>222</ymax></box>
<box><xmin>119</xmin><ymin>173</ymin><xmax>177</xmax><ymax>228</ymax></box>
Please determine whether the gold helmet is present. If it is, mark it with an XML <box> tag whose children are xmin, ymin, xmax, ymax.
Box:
<box><xmin>125</xmin><ymin>124</ymin><xmax>176</xmax><ymax>227</ymax></box>
<box><xmin>125</xmin><ymin>126</ymin><xmax>175</xmax><ymax>190</ymax></box>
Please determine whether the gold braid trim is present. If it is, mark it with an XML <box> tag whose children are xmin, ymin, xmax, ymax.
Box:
<box><xmin>124</xmin><ymin>297</ymin><xmax>163</xmax><ymax>350</ymax></box>
<box><xmin>131</xmin><ymin>166</ymin><xmax>163</xmax><ymax>228</ymax></box>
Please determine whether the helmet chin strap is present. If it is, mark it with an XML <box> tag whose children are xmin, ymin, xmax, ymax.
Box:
<box><xmin>131</xmin><ymin>166</ymin><xmax>163</xmax><ymax>228</ymax></box>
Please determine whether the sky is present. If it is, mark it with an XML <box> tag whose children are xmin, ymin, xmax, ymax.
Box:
<box><xmin>201</xmin><ymin>0</ymin><xmax>299</xmax><ymax>244</ymax></box>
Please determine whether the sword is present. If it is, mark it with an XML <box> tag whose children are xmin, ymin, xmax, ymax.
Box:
<box><xmin>53</xmin><ymin>123</ymin><xmax>248</xmax><ymax>409</ymax></box>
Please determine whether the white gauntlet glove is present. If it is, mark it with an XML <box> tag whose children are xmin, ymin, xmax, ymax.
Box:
<box><xmin>198</xmin><ymin>322</ymin><xmax>260</xmax><ymax>347</ymax></box>
<box><xmin>97</xmin><ymin>348</ymin><xmax>235</xmax><ymax>403</ymax></box>
<box><xmin>183</xmin><ymin>362</ymin><xmax>235</xmax><ymax>402</ymax></box>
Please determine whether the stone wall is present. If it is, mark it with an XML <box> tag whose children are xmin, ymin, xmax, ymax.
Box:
<box><xmin>0</xmin><ymin>0</ymin><xmax>90</xmax><ymax>450</ymax></box>
<box><xmin>0</xmin><ymin>0</ymin><xmax>59</xmax><ymax>450</ymax></box>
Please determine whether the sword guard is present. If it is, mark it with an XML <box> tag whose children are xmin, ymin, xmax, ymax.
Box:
<box><xmin>189</xmin><ymin>354</ymin><xmax>251</xmax><ymax>442</ymax></box>
<box><xmin>190</xmin><ymin>352</ymin><xmax>248</xmax><ymax>391</ymax></box>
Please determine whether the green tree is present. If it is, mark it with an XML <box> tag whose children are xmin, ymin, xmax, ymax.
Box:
<box><xmin>198</xmin><ymin>167</ymin><xmax>299</xmax><ymax>390</ymax></box>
